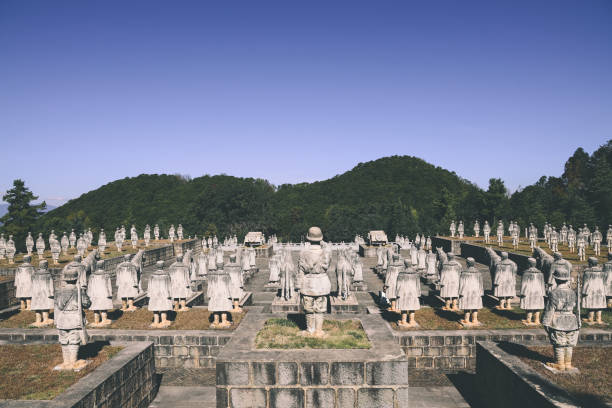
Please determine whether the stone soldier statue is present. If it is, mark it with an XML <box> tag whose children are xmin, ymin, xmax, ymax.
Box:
<box><xmin>169</xmin><ymin>254</ymin><xmax>191</xmax><ymax>312</ymax></box>
<box><xmin>581</xmin><ymin>257</ymin><xmax>606</xmax><ymax>325</ymax></box>
<box><xmin>473</xmin><ymin>221</ymin><xmax>480</xmax><ymax>238</ymax></box>
<box><xmin>577</xmin><ymin>233</ymin><xmax>586</xmax><ymax>262</ymax></box>
<box><xmin>225</xmin><ymin>254</ymin><xmax>244</xmax><ymax>312</ymax></box>
<box><xmin>15</xmin><ymin>255</ymin><xmax>35</xmax><ymax>310</ymax></box>
<box><xmin>31</xmin><ymin>260</ymin><xmax>55</xmax><ymax>327</ymax></box>
<box><xmin>550</xmin><ymin>228</ymin><xmax>559</xmax><ymax>252</ymax></box>
<box><xmin>26</xmin><ymin>232</ymin><xmax>34</xmax><ymax>256</ymax></box>
<box><xmin>154</xmin><ymin>224</ymin><xmax>160</xmax><ymax>240</ymax></box>
<box><xmin>520</xmin><ymin>257</ymin><xmax>545</xmax><ymax>325</ymax></box>
<box><xmin>440</xmin><ymin>252</ymin><xmax>461</xmax><ymax>311</ymax></box>
<box><xmin>50</xmin><ymin>237</ymin><xmax>61</xmax><ymax>265</ymax></box>
<box><xmin>604</xmin><ymin>253</ymin><xmax>612</xmax><ymax>308</ymax></box>
<box><xmin>130</xmin><ymin>225</ymin><xmax>138</xmax><ymax>248</ymax></box>
<box><xmin>582</xmin><ymin>224</ymin><xmax>591</xmax><ymax>247</ymax></box>
<box><xmin>298</xmin><ymin>227</ymin><xmax>331</xmax><ymax>337</ymax></box>
<box><xmin>425</xmin><ymin>249</ymin><xmax>437</xmax><ymax>278</ymax></box>
<box><xmin>591</xmin><ymin>226</ymin><xmax>602</xmax><ymax>256</ymax></box>
<box><xmin>457</xmin><ymin>221</ymin><xmax>465</xmax><ymax>239</ymax></box>
<box><xmin>396</xmin><ymin>259</ymin><xmax>421</xmax><ymax>327</ymax></box>
<box><xmin>483</xmin><ymin>221</ymin><xmax>491</xmax><ymax>244</ymax></box>
<box><xmin>116</xmin><ymin>254</ymin><xmax>139</xmax><ymax>311</ymax></box>
<box><xmin>496</xmin><ymin>221</ymin><xmax>504</xmax><ymax>246</ymax></box>
<box><xmin>35</xmin><ymin>233</ymin><xmax>45</xmax><ymax>258</ymax></box>
<box><xmin>54</xmin><ymin>264</ymin><xmax>91</xmax><ymax>371</ymax></box>
<box><xmin>426</xmin><ymin>236</ymin><xmax>432</xmax><ymax>250</ymax></box>
<box><xmin>76</xmin><ymin>233</ymin><xmax>87</xmax><ymax>257</ymax></box>
<box><xmin>568</xmin><ymin>225</ymin><xmax>576</xmax><ymax>253</ymax></box>
<box><xmin>114</xmin><ymin>228</ymin><xmax>123</xmax><ymax>252</ymax></box>
<box><xmin>385</xmin><ymin>254</ymin><xmax>402</xmax><ymax>312</ymax></box>
<box><xmin>69</xmin><ymin>229</ymin><xmax>77</xmax><ymax>248</ymax></box>
<box><xmin>336</xmin><ymin>250</ymin><xmax>353</xmax><ymax>301</ymax></box>
<box><xmin>458</xmin><ymin>258</ymin><xmax>484</xmax><ymax>326</ymax></box>
<box><xmin>449</xmin><ymin>220</ymin><xmax>456</xmax><ymax>238</ymax></box>
<box><xmin>148</xmin><ymin>261</ymin><xmax>173</xmax><ymax>328</ymax></box>
<box><xmin>561</xmin><ymin>223</ymin><xmax>568</xmax><ymax>244</ymax></box>
<box><xmin>280</xmin><ymin>250</ymin><xmax>297</xmax><ymax>301</ymax></box>
<box><xmin>144</xmin><ymin>224</ymin><xmax>151</xmax><ymax>247</ymax></box>
<box><xmin>87</xmin><ymin>260</ymin><xmax>113</xmax><ymax>327</ymax></box>
<box><xmin>351</xmin><ymin>251</ymin><xmax>363</xmax><ymax>283</ymax></box>
<box><xmin>0</xmin><ymin>233</ymin><xmax>6</xmax><ymax>260</ymax></box>
<box><xmin>61</xmin><ymin>232</ymin><xmax>69</xmax><ymax>255</ymax></box>
<box><xmin>177</xmin><ymin>224</ymin><xmax>184</xmax><ymax>240</ymax></box>
<box><xmin>607</xmin><ymin>225</ymin><xmax>612</xmax><ymax>254</ymax></box>
<box><xmin>494</xmin><ymin>252</ymin><xmax>517</xmax><ymax>310</ymax></box>
<box><xmin>98</xmin><ymin>229</ymin><xmax>106</xmax><ymax>252</ymax></box>
<box><xmin>528</xmin><ymin>225</ymin><xmax>537</xmax><ymax>250</ymax></box>
<box><xmin>541</xmin><ymin>266</ymin><xmax>579</xmax><ymax>371</ymax></box>
<box><xmin>169</xmin><ymin>224</ymin><xmax>176</xmax><ymax>242</ymax></box>
<box><xmin>511</xmin><ymin>226</ymin><xmax>519</xmax><ymax>250</ymax></box>
<box><xmin>207</xmin><ymin>260</ymin><xmax>233</xmax><ymax>328</ymax></box>
<box><xmin>6</xmin><ymin>235</ymin><xmax>16</xmax><ymax>264</ymax></box>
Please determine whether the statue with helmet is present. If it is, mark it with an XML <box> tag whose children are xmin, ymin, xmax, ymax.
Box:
<box><xmin>298</xmin><ymin>226</ymin><xmax>331</xmax><ymax>337</ymax></box>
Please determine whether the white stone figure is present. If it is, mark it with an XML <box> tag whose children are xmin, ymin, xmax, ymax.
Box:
<box><xmin>607</xmin><ymin>225</ymin><xmax>612</xmax><ymax>254</ymax></box>
<box><xmin>49</xmin><ymin>229</ymin><xmax>57</xmax><ymax>243</ymax></box>
<box><xmin>582</xmin><ymin>224</ymin><xmax>591</xmax><ymax>247</ymax></box>
<box><xmin>577</xmin><ymin>234</ymin><xmax>586</xmax><ymax>261</ymax></box>
<box><xmin>280</xmin><ymin>250</ymin><xmax>296</xmax><ymax>301</ymax></box>
<box><xmin>511</xmin><ymin>226</ymin><xmax>519</xmax><ymax>250</ymax></box>
<box><xmin>473</xmin><ymin>221</ymin><xmax>480</xmax><ymax>238</ymax></box>
<box><xmin>458</xmin><ymin>221</ymin><xmax>465</xmax><ymax>239</ymax></box>
<box><xmin>494</xmin><ymin>252</ymin><xmax>517</xmax><ymax>309</ymax></box>
<box><xmin>76</xmin><ymin>234</ymin><xmax>87</xmax><ymax>257</ymax></box>
<box><xmin>154</xmin><ymin>224</ymin><xmax>160</xmax><ymax>240</ymax></box>
<box><xmin>86</xmin><ymin>229</ymin><xmax>93</xmax><ymax>247</ymax></box>
<box><xmin>385</xmin><ymin>254</ymin><xmax>403</xmax><ymax>313</ymax></box>
<box><xmin>410</xmin><ymin>244</ymin><xmax>418</xmax><ymax>267</ymax></box>
<box><xmin>25</xmin><ymin>232</ymin><xmax>34</xmax><ymax>256</ymax></box>
<box><xmin>207</xmin><ymin>262</ymin><xmax>233</xmax><ymax>328</ymax></box>
<box><xmin>216</xmin><ymin>247</ymin><xmax>225</xmax><ymax>266</ymax></box>
<box><xmin>248</xmin><ymin>247</ymin><xmax>256</xmax><ymax>271</ymax></box>
<box><xmin>458</xmin><ymin>258</ymin><xmax>483</xmax><ymax>326</ymax></box>
<box><xmin>148</xmin><ymin>261</ymin><xmax>172</xmax><ymax>328</ymax></box>
<box><xmin>129</xmin><ymin>225</ymin><xmax>137</xmax><ymax>249</ymax></box>
<box><xmin>116</xmin><ymin>254</ymin><xmax>139</xmax><ymax>311</ymax></box>
<box><xmin>98</xmin><ymin>229</ymin><xmax>106</xmax><ymax>252</ymax></box>
<box><xmin>298</xmin><ymin>227</ymin><xmax>331</xmax><ymax>337</ymax></box>
<box><xmin>496</xmin><ymin>221</ymin><xmax>504</xmax><ymax>246</ymax></box>
<box><xmin>417</xmin><ymin>247</ymin><xmax>427</xmax><ymax>270</ymax></box>
<box><xmin>396</xmin><ymin>259</ymin><xmax>421</xmax><ymax>327</ymax></box>
<box><xmin>114</xmin><ymin>228</ymin><xmax>123</xmax><ymax>252</ymax></box>
<box><xmin>169</xmin><ymin>224</ymin><xmax>176</xmax><ymax>242</ymax></box>
<box><xmin>426</xmin><ymin>236</ymin><xmax>432</xmax><ymax>250</ymax></box>
<box><xmin>60</xmin><ymin>232</ymin><xmax>69</xmax><ymax>255</ymax></box>
<box><xmin>568</xmin><ymin>226</ymin><xmax>576</xmax><ymax>253</ymax></box>
<box><xmin>213</xmin><ymin>235</ymin><xmax>218</xmax><ymax>246</ymax></box>
<box><xmin>30</xmin><ymin>260</ymin><xmax>54</xmax><ymax>327</ymax></box>
<box><xmin>268</xmin><ymin>256</ymin><xmax>280</xmax><ymax>283</ymax></box>
<box><xmin>177</xmin><ymin>224</ymin><xmax>184</xmax><ymax>240</ymax></box>
<box><xmin>450</xmin><ymin>220</ymin><xmax>456</xmax><ymax>237</ymax></box>
<box><xmin>69</xmin><ymin>229</ymin><xmax>76</xmax><ymax>248</ymax></box>
<box><xmin>50</xmin><ymin>238</ymin><xmax>61</xmax><ymax>265</ymax></box>
<box><xmin>582</xmin><ymin>257</ymin><xmax>606</xmax><ymax>325</ymax></box>
<box><xmin>561</xmin><ymin>223</ymin><xmax>568</xmax><ymax>244</ymax></box>
<box><xmin>225</xmin><ymin>254</ymin><xmax>244</xmax><ymax>312</ymax></box>
<box><xmin>440</xmin><ymin>253</ymin><xmax>461</xmax><ymax>311</ymax></box>
<box><xmin>592</xmin><ymin>226</ymin><xmax>602</xmax><ymax>256</ymax></box>
<box><xmin>15</xmin><ymin>255</ymin><xmax>35</xmax><ymax>310</ymax></box>
<box><xmin>169</xmin><ymin>255</ymin><xmax>191</xmax><ymax>311</ymax></box>
<box><xmin>550</xmin><ymin>228</ymin><xmax>559</xmax><ymax>252</ymax></box>
<box><xmin>436</xmin><ymin>247</ymin><xmax>447</xmax><ymax>278</ymax></box>
<box><xmin>528</xmin><ymin>226</ymin><xmax>537</xmax><ymax>250</ymax></box>
<box><xmin>483</xmin><ymin>221</ymin><xmax>491</xmax><ymax>244</ymax></box>
<box><xmin>520</xmin><ymin>257</ymin><xmax>545</xmax><ymax>325</ymax></box>
<box><xmin>0</xmin><ymin>233</ymin><xmax>6</xmax><ymax>260</ymax></box>
<box><xmin>425</xmin><ymin>250</ymin><xmax>437</xmax><ymax>278</ymax></box>
<box><xmin>351</xmin><ymin>252</ymin><xmax>363</xmax><ymax>282</ymax></box>
<box><xmin>336</xmin><ymin>250</ymin><xmax>352</xmax><ymax>300</ymax></box>
<box><xmin>197</xmin><ymin>252</ymin><xmax>208</xmax><ymax>279</ymax></box>
<box><xmin>207</xmin><ymin>236</ymin><xmax>212</xmax><ymax>247</ymax></box>
<box><xmin>603</xmin><ymin>253</ymin><xmax>612</xmax><ymax>308</ymax></box>
<box><xmin>5</xmin><ymin>235</ymin><xmax>16</xmax><ymax>264</ymax></box>
<box><xmin>35</xmin><ymin>233</ymin><xmax>45</xmax><ymax>258</ymax></box>
<box><xmin>120</xmin><ymin>225</ymin><xmax>126</xmax><ymax>242</ymax></box>
<box><xmin>144</xmin><ymin>224</ymin><xmax>151</xmax><ymax>247</ymax></box>
<box><xmin>87</xmin><ymin>260</ymin><xmax>113</xmax><ymax>327</ymax></box>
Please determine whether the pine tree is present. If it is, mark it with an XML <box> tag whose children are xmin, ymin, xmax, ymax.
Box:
<box><xmin>1</xmin><ymin>180</ymin><xmax>46</xmax><ymax>252</ymax></box>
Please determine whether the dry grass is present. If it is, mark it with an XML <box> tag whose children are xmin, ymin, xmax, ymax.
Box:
<box><xmin>255</xmin><ymin>318</ymin><xmax>371</xmax><ymax>349</ymax></box>
<box><xmin>0</xmin><ymin>343</ymin><xmax>122</xmax><ymax>400</ymax></box>
<box><xmin>0</xmin><ymin>275</ymin><xmax>14</xmax><ymax>282</ymax></box>
<box><xmin>506</xmin><ymin>344</ymin><xmax>612</xmax><ymax>408</ymax></box>
<box><xmin>0</xmin><ymin>310</ymin><xmax>51</xmax><ymax>328</ymax></box>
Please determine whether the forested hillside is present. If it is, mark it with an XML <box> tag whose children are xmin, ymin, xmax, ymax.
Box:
<box><xmin>33</xmin><ymin>141</ymin><xmax>612</xmax><ymax>243</ymax></box>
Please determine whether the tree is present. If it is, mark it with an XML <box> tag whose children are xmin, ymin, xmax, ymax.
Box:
<box><xmin>1</xmin><ymin>180</ymin><xmax>46</xmax><ymax>252</ymax></box>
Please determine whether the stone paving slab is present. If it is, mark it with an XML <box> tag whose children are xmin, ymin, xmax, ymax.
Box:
<box><xmin>158</xmin><ymin>368</ymin><xmax>217</xmax><ymax>386</ymax></box>
<box><xmin>149</xmin><ymin>386</ymin><xmax>217</xmax><ymax>408</ymax></box>
<box><xmin>408</xmin><ymin>386</ymin><xmax>470</xmax><ymax>407</ymax></box>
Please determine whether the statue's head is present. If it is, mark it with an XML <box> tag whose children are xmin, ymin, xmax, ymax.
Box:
<box><xmin>466</xmin><ymin>257</ymin><xmax>475</xmax><ymax>267</ymax></box>
<box><xmin>588</xmin><ymin>257</ymin><xmax>598</xmax><ymax>267</ymax></box>
<box><xmin>527</xmin><ymin>257</ymin><xmax>537</xmax><ymax>268</ymax></box>
<box><xmin>39</xmin><ymin>259</ymin><xmax>48</xmax><ymax>269</ymax></box>
<box><xmin>501</xmin><ymin>252</ymin><xmax>508</xmax><ymax>259</ymax></box>
<box><xmin>306</xmin><ymin>226</ymin><xmax>323</xmax><ymax>243</ymax></box>
<box><xmin>73</xmin><ymin>255</ymin><xmax>82</xmax><ymax>262</ymax></box>
<box><xmin>124</xmin><ymin>254</ymin><xmax>131</xmax><ymax>261</ymax></box>
<box><xmin>176</xmin><ymin>255</ymin><xmax>183</xmax><ymax>262</ymax></box>
<box><xmin>553</xmin><ymin>252</ymin><xmax>562</xmax><ymax>260</ymax></box>
<box><xmin>96</xmin><ymin>260</ymin><xmax>105</xmax><ymax>270</ymax></box>
<box><xmin>447</xmin><ymin>252</ymin><xmax>455</xmax><ymax>259</ymax></box>
<box><xmin>62</xmin><ymin>267</ymin><xmax>78</xmax><ymax>282</ymax></box>
<box><xmin>229</xmin><ymin>254</ymin><xmax>236</xmax><ymax>263</ymax></box>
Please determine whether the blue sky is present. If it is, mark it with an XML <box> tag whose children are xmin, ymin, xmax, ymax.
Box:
<box><xmin>1</xmin><ymin>1</ymin><xmax>610</xmax><ymax>206</ymax></box>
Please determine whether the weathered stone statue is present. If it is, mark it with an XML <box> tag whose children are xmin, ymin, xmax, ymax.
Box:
<box><xmin>268</xmin><ymin>255</ymin><xmax>280</xmax><ymax>283</ymax></box>
<box><xmin>607</xmin><ymin>225</ymin><xmax>612</xmax><ymax>253</ymax></box>
<box><xmin>483</xmin><ymin>221</ymin><xmax>491</xmax><ymax>244</ymax></box>
<box><xmin>493</xmin><ymin>252</ymin><xmax>517</xmax><ymax>309</ymax></box>
<box><xmin>31</xmin><ymin>260</ymin><xmax>54</xmax><ymax>327</ymax></box>
<box><xmin>197</xmin><ymin>252</ymin><xmax>208</xmax><ymax>278</ymax></box>
<box><xmin>69</xmin><ymin>229</ymin><xmax>76</xmax><ymax>248</ymax></box>
<box><xmin>351</xmin><ymin>251</ymin><xmax>363</xmax><ymax>283</ymax></box>
<box><xmin>114</xmin><ymin>228</ymin><xmax>123</xmax><ymax>252</ymax></box>
<box><xmin>61</xmin><ymin>232</ymin><xmax>69</xmax><ymax>255</ymax></box>
<box><xmin>426</xmin><ymin>236</ymin><xmax>432</xmax><ymax>250</ymax></box>
<box><xmin>207</xmin><ymin>261</ymin><xmax>233</xmax><ymax>328</ymax></box>
<box><xmin>410</xmin><ymin>244</ymin><xmax>418</xmax><ymax>267</ymax></box>
<box><xmin>458</xmin><ymin>257</ymin><xmax>483</xmax><ymax>326</ymax></box>
<box><xmin>76</xmin><ymin>233</ymin><xmax>87</xmax><ymax>257</ymax></box>
<box><xmin>148</xmin><ymin>261</ymin><xmax>172</xmax><ymax>328</ymax></box>
<box><xmin>336</xmin><ymin>250</ymin><xmax>353</xmax><ymax>300</ymax></box>
<box><xmin>15</xmin><ymin>255</ymin><xmax>34</xmax><ymax>310</ymax></box>
<box><xmin>0</xmin><ymin>233</ymin><xmax>6</xmax><ymax>260</ymax></box>
<box><xmin>154</xmin><ymin>224</ymin><xmax>160</xmax><ymax>240</ymax></box>
<box><xmin>54</xmin><ymin>265</ymin><xmax>91</xmax><ymax>371</ymax></box>
<box><xmin>496</xmin><ymin>221</ymin><xmax>504</xmax><ymax>246</ymax></box>
<box><xmin>591</xmin><ymin>226</ymin><xmax>602</xmax><ymax>256</ymax></box>
<box><xmin>130</xmin><ymin>225</ymin><xmax>138</xmax><ymax>248</ymax></box>
<box><xmin>169</xmin><ymin>254</ymin><xmax>191</xmax><ymax>311</ymax></box>
<box><xmin>548</xmin><ymin>252</ymin><xmax>572</xmax><ymax>293</ymax></box>
<box><xmin>528</xmin><ymin>225</ymin><xmax>537</xmax><ymax>250</ymax></box>
<box><xmin>550</xmin><ymin>228</ymin><xmax>559</xmax><ymax>252</ymax></box>
<box><xmin>425</xmin><ymin>250</ymin><xmax>437</xmax><ymax>278</ymax></box>
<box><xmin>384</xmin><ymin>254</ymin><xmax>402</xmax><ymax>312</ymax></box>
<box><xmin>6</xmin><ymin>235</ymin><xmax>16</xmax><ymax>263</ymax></box>
<box><xmin>298</xmin><ymin>227</ymin><xmax>331</xmax><ymax>337</ymax></box>
<box><xmin>440</xmin><ymin>253</ymin><xmax>461</xmax><ymax>310</ymax></box>
<box><xmin>98</xmin><ymin>229</ymin><xmax>106</xmax><ymax>252</ymax></box>
<box><xmin>169</xmin><ymin>224</ymin><xmax>176</xmax><ymax>242</ymax></box>
<box><xmin>541</xmin><ymin>266</ymin><xmax>579</xmax><ymax>371</ymax></box>
<box><xmin>280</xmin><ymin>250</ymin><xmax>296</xmax><ymax>300</ymax></box>
<box><xmin>520</xmin><ymin>257</ymin><xmax>545</xmax><ymax>325</ymax></box>
<box><xmin>417</xmin><ymin>247</ymin><xmax>427</xmax><ymax>270</ymax></box>
<box><xmin>577</xmin><ymin>233</ymin><xmax>586</xmax><ymax>261</ymax></box>
<box><xmin>26</xmin><ymin>232</ymin><xmax>34</xmax><ymax>256</ymax></box>
<box><xmin>144</xmin><ymin>224</ymin><xmax>151</xmax><ymax>247</ymax></box>
<box><xmin>225</xmin><ymin>254</ymin><xmax>244</xmax><ymax>312</ymax></box>
<box><xmin>473</xmin><ymin>221</ymin><xmax>480</xmax><ymax>237</ymax></box>
<box><xmin>116</xmin><ymin>254</ymin><xmax>139</xmax><ymax>311</ymax></box>
<box><xmin>450</xmin><ymin>220</ymin><xmax>456</xmax><ymax>238</ymax></box>
<box><xmin>35</xmin><ymin>233</ymin><xmax>45</xmax><ymax>258</ymax></box>
<box><xmin>457</xmin><ymin>221</ymin><xmax>465</xmax><ymax>239</ymax></box>
<box><xmin>87</xmin><ymin>260</ymin><xmax>113</xmax><ymax>327</ymax></box>
<box><xmin>582</xmin><ymin>257</ymin><xmax>606</xmax><ymax>325</ymax></box>
<box><xmin>50</xmin><ymin>237</ymin><xmax>61</xmax><ymax>265</ymax></box>
<box><xmin>511</xmin><ymin>226</ymin><xmax>519</xmax><ymax>250</ymax></box>
<box><xmin>604</xmin><ymin>253</ymin><xmax>612</xmax><ymax>308</ymax></box>
<box><xmin>396</xmin><ymin>259</ymin><xmax>421</xmax><ymax>327</ymax></box>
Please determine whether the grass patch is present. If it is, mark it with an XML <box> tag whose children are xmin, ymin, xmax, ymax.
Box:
<box><xmin>0</xmin><ymin>343</ymin><xmax>122</xmax><ymax>400</ymax></box>
<box><xmin>504</xmin><ymin>344</ymin><xmax>612</xmax><ymax>408</ymax></box>
<box><xmin>255</xmin><ymin>318</ymin><xmax>371</xmax><ymax>349</ymax></box>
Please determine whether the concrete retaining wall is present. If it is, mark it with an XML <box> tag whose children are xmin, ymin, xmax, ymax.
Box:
<box><xmin>0</xmin><ymin>278</ymin><xmax>18</xmax><ymax>310</ymax></box>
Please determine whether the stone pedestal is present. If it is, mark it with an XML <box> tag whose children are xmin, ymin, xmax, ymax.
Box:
<box><xmin>330</xmin><ymin>293</ymin><xmax>359</xmax><ymax>314</ymax></box>
<box><xmin>350</xmin><ymin>281</ymin><xmax>368</xmax><ymax>292</ymax></box>
<box><xmin>264</xmin><ymin>282</ymin><xmax>281</xmax><ymax>292</ymax></box>
<box><xmin>485</xmin><ymin>294</ymin><xmax>520</xmax><ymax>307</ymax></box>
<box><xmin>271</xmin><ymin>295</ymin><xmax>300</xmax><ymax>313</ymax></box>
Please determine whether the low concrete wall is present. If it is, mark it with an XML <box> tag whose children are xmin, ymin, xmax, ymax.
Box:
<box><xmin>0</xmin><ymin>278</ymin><xmax>18</xmax><ymax>310</ymax></box>
<box><xmin>394</xmin><ymin>328</ymin><xmax>612</xmax><ymax>371</ymax></box>
<box><xmin>475</xmin><ymin>341</ymin><xmax>580</xmax><ymax>408</ymax></box>
<box><xmin>460</xmin><ymin>242</ymin><xmax>532</xmax><ymax>271</ymax></box>
<box><xmin>0</xmin><ymin>341</ymin><xmax>155</xmax><ymax>408</ymax></box>
<box><xmin>0</xmin><ymin>328</ymin><xmax>232</xmax><ymax>370</ymax></box>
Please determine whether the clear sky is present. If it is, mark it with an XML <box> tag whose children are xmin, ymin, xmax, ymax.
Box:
<box><xmin>1</xmin><ymin>1</ymin><xmax>610</xmax><ymax>206</ymax></box>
